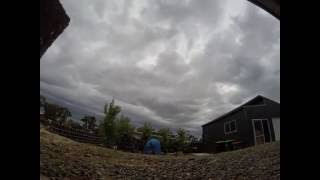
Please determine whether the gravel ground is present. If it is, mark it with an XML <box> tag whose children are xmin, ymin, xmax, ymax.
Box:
<box><xmin>40</xmin><ymin>129</ymin><xmax>280</xmax><ymax>180</ymax></box>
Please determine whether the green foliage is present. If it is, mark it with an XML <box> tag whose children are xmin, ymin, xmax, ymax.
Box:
<box><xmin>176</xmin><ymin>128</ymin><xmax>187</xmax><ymax>144</ymax></box>
<box><xmin>99</xmin><ymin>99</ymin><xmax>138</xmax><ymax>149</ymax></box>
<box><xmin>98</xmin><ymin>121</ymin><xmax>106</xmax><ymax>138</ymax></box>
<box><xmin>56</xmin><ymin>107</ymin><xmax>72</xmax><ymax>126</ymax></box>
<box><xmin>158</xmin><ymin>128</ymin><xmax>172</xmax><ymax>153</ymax></box>
<box><xmin>115</xmin><ymin>115</ymin><xmax>137</xmax><ymax>150</ymax></box>
<box><xmin>176</xmin><ymin>128</ymin><xmax>190</xmax><ymax>152</ymax></box>
<box><xmin>80</xmin><ymin>116</ymin><xmax>97</xmax><ymax>131</ymax></box>
<box><xmin>137</xmin><ymin>122</ymin><xmax>154</xmax><ymax>143</ymax></box>
<box><xmin>40</xmin><ymin>95</ymin><xmax>199</xmax><ymax>153</ymax></box>
<box><xmin>44</xmin><ymin>103</ymin><xmax>72</xmax><ymax>125</ymax></box>
<box><xmin>44</xmin><ymin>103</ymin><xmax>58</xmax><ymax>119</ymax></box>
<box><xmin>101</xmin><ymin>99</ymin><xmax>121</xmax><ymax>145</ymax></box>
<box><xmin>117</xmin><ymin>115</ymin><xmax>135</xmax><ymax>137</ymax></box>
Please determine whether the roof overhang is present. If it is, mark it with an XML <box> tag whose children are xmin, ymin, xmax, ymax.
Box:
<box><xmin>248</xmin><ymin>0</ymin><xmax>280</xmax><ymax>20</ymax></box>
<box><xmin>202</xmin><ymin>95</ymin><xmax>279</xmax><ymax>127</ymax></box>
<box><xmin>40</xmin><ymin>0</ymin><xmax>70</xmax><ymax>59</ymax></box>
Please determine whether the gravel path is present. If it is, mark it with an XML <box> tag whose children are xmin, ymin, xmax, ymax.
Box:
<box><xmin>40</xmin><ymin>129</ymin><xmax>280</xmax><ymax>180</ymax></box>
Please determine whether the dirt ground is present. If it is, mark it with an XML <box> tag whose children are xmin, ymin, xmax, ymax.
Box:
<box><xmin>40</xmin><ymin>128</ymin><xmax>280</xmax><ymax>180</ymax></box>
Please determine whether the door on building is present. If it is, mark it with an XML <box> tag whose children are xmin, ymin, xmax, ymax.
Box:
<box><xmin>252</xmin><ymin>119</ymin><xmax>272</xmax><ymax>145</ymax></box>
<box><xmin>272</xmin><ymin>118</ymin><xmax>280</xmax><ymax>141</ymax></box>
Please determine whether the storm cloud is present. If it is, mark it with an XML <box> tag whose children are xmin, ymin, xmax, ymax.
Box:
<box><xmin>40</xmin><ymin>0</ymin><xmax>280</xmax><ymax>137</ymax></box>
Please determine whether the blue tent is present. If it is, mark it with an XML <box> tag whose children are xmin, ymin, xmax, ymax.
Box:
<box><xmin>143</xmin><ymin>138</ymin><xmax>161</xmax><ymax>154</ymax></box>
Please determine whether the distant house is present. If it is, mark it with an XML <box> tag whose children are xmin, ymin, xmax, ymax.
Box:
<box><xmin>202</xmin><ymin>95</ymin><xmax>280</xmax><ymax>153</ymax></box>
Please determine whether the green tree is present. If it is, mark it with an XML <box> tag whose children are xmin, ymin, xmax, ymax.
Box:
<box><xmin>137</xmin><ymin>122</ymin><xmax>154</xmax><ymax>143</ymax></box>
<box><xmin>101</xmin><ymin>99</ymin><xmax>121</xmax><ymax>145</ymax></box>
<box><xmin>117</xmin><ymin>115</ymin><xmax>135</xmax><ymax>137</ymax></box>
<box><xmin>158</xmin><ymin>128</ymin><xmax>172</xmax><ymax>153</ymax></box>
<box><xmin>44</xmin><ymin>103</ymin><xmax>59</xmax><ymax>120</ymax></box>
<box><xmin>55</xmin><ymin>107</ymin><xmax>72</xmax><ymax>125</ymax></box>
<box><xmin>44</xmin><ymin>103</ymin><xmax>71</xmax><ymax>125</ymax></box>
<box><xmin>116</xmin><ymin>115</ymin><xmax>136</xmax><ymax>149</ymax></box>
<box><xmin>80</xmin><ymin>116</ymin><xmax>97</xmax><ymax>131</ymax></box>
<box><xmin>176</xmin><ymin>128</ymin><xmax>187</xmax><ymax>151</ymax></box>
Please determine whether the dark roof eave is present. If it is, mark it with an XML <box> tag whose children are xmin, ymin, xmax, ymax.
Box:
<box><xmin>202</xmin><ymin>107</ymin><xmax>243</xmax><ymax>127</ymax></box>
<box><xmin>202</xmin><ymin>95</ymin><xmax>269</xmax><ymax>127</ymax></box>
<box><xmin>247</xmin><ymin>0</ymin><xmax>280</xmax><ymax>20</ymax></box>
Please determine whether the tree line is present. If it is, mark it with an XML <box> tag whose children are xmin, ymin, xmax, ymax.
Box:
<box><xmin>40</xmin><ymin>95</ymin><xmax>200</xmax><ymax>153</ymax></box>
<box><xmin>40</xmin><ymin>95</ymin><xmax>98</xmax><ymax>133</ymax></box>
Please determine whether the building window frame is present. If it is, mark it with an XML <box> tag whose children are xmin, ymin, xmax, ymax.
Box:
<box><xmin>224</xmin><ymin>120</ymin><xmax>237</xmax><ymax>134</ymax></box>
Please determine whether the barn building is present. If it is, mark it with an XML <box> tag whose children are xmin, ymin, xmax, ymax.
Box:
<box><xmin>202</xmin><ymin>95</ymin><xmax>280</xmax><ymax>153</ymax></box>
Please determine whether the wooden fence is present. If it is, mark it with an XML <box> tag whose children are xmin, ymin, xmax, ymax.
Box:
<box><xmin>43</xmin><ymin>119</ymin><xmax>104</xmax><ymax>145</ymax></box>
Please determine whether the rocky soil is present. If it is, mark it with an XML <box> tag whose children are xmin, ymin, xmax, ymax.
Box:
<box><xmin>40</xmin><ymin>129</ymin><xmax>280</xmax><ymax>180</ymax></box>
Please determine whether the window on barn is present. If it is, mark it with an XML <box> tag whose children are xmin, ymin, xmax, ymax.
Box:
<box><xmin>225</xmin><ymin>123</ymin><xmax>230</xmax><ymax>133</ymax></box>
<box><xmin>224</xmin><ymin>120</ymin><xmax>237</xmax><ymax>134</ymax></box>
<box><xmin>230</xmin><ymin>121</ymin><xmax>236</xmax><ymax>132</ymax></box>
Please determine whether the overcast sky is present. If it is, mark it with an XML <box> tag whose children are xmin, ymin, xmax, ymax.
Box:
<box><xmin>40</xmin><ymin>0</ymin><xmax>279</xmax><ymax>137</ymax></box>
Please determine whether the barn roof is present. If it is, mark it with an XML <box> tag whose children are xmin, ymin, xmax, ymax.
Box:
<box><xmin>202</xmin><ymin>95</ymin><xmax>279</xmax><ymax>127</ymax></box>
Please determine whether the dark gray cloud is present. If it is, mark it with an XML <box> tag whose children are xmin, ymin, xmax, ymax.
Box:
<box><xmin>40</xmin><ymin>0</ymin><xmax>279</xmax><ymax>137</ymax></box>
